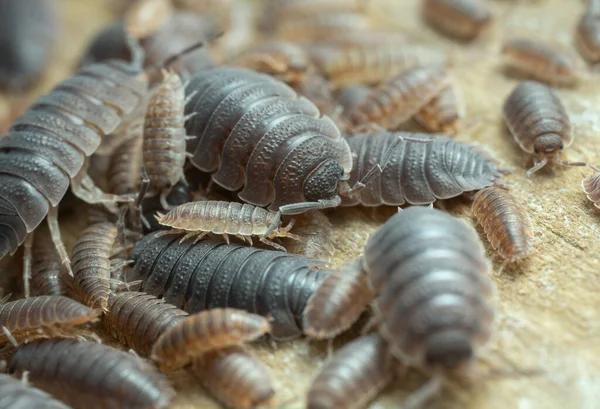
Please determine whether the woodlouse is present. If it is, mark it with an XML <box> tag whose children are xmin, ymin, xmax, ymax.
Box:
<box><xmin>151</xmin><ymin>308</ymin><xmax>270</xmax><ymax>371</ymax></box>
<box><xmin>576</xmin><ymin>0</ymin><xmax>600</xmax><ymax>64</ymax></box>
<box><xmin>124</xmin><ymin>0</ymin><xmax>173</xmax><ymax>40</ymax></box>
<box><xmin>421</xmin><ymin>0</ymin><xmax>492</xmax><ymax>41</ymax></box>
<box><xmin>306</xmin><ymin>334</ymin><xmax>394</xmax><ymax>409</ymax></box>
<box><xmin>104</xmin><ymin>291</ymin><xmax>188</xmax><ymax>356</ymax></box>
<box><xmin>155</xmin><ymin>200</ymin><xmax>302</xmax><ymax>251</ymax></box>
<box><xmin>190</xmin><ymin>346</ymin><xmax>276</xmax><ymax>409</ymax></box>
<box><xmin>107</xmin><ymin>132</ymin><xmax>143</xmax><ymax>197</ymax></box>
<box><xmin>364</xmin><ymin>207</ymin><xmax>494</xmax><ymax>372</ymax></box>
<box><xmin>130</xmin><ymin>232</ymin><xmax>332</xmax><ymax>340</ymax></box>
<box><xmin>582</xmin><ymin>164</ymin><xmax>600</xmax><ymax>208</ymax></box>
<box><xmin>184</xmin><ymin>67</ymin><xmax>352</xmax><ymax>214</ymax></box>
<box><xmin>0</xmin><ymin>373</ymin><xmax>72</xmax><ymax>409</ymax></box>
<box><xmin>342</xmin><ymin>132</ymin><xmax>501</xmax><ymax>207</ymax></box>
<box><xmin>0</xmin><ymin>296</ymin><xmax>99</xmax><ymax>346</ymax></box>
<box><xmin>275</xmin><ymin>12</ymin><xmax>372</xmax><ymax>44</ymax></box>
<box><xmin>28</xmin><ymin>224</ymin><xmax>70</xmax><ymax>297</ymax></box>
<box><xmin>303</xmin><ymin>258</ymin><xmax>373</xmax><ymax>339</ymax></box>
<box><xmin>348</xmin><ymin>65</ymin><xmax>450</xmax><ymax>129</ymax></box>
<box><xmin>8</xmin><ymin>338</ymin><xmax>175</xmax><ymax>409</ymax></box>
<box><xmin>413</xmin><ymin>83</ymin><xmax>462</xmax><ymax>135</ymax></box>
<box><xmin>283</xmin><ymin>210</ymin><xmax>335</xmax><ymax>260</ymax></box>
<box><xmin>503</xmin><ymin>81</ymin><xmax>586</xmax><ymax>176</ymax></box>
<box><xmin>78</xmin><ymin>22</ymin><xmax>131</xmax><ymax>68</ymax></box>
<box><xmin>502</xmin><ymin>38</ymin><xmax>583</xmax><ymax>86</ymax></box>
<box><xmin>71</xmin><ymin>222</ymin><xmax>118</xmax><ymax>311</ymax></box>
<box><xmin>472</xmin><ymin>186</ymin><xmax>533</xmax><ymax>262</ymax></box>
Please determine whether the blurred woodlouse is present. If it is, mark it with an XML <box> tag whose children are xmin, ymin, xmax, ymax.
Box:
<box><xmin>8</xmin><ymin>338</ymin><xmax>175</xmax><ymax>409</ymax></box>
<box><xmin>27</xmin><ymin>224</ymin><xmax>70</xmax><ymax>298</ymax></box>
<box><xmin>190</xmin><ymin>346</ymin><xmax>276</xmax><ymax>409</ymax></box>
<box><xmin>275</xmin><ymin>12</ymin><xmax>372</xmax><ymax>44</ymax></box>
<box><xmin>78</xmin><ymin>22</ymin><xmax>131</xmax><ymax>68</ymax></box>
<box><xmin>472</xmin><ymin>186</ymin><xmax>533</xmax><ymax>263</ymax></box>
<box><xmin>0</xmin><ymin>373</ymin><xmax>72</xmax><ymax>409</ymax></box>
<box><xmin>283</xmin><ymin>210</ymin><xmax>335</xmax><ymax>261</ymax></box>
<box><xmin>104</xmin><ymin>291</ymin><xmax>188</xmax><ymax>356</ymax></box>
<box><xmin>0</xmin><ymin>296</ymin><xmax>99</xmax><ymax>346</ymax></box>
<box><xmin>303</xmin><ymin>258</ymin><xmax>373</xmax><ymax>339</ymax></box>
<box><xmin>71</xmin><ymin>222</ymin><xmax>118</xmax><ymax>311</ymax></box>
<box><xmin>582</xmin><ymin>164</ymin><xmax>600</xmax><ymax>209</ymax></box>
<box><xmin>151</xmin><ymin>308</ymin><xmax>270</xmax><ymax>371</ymax></box>
<box><xmin>421</xmin><ymin>0</ymin><xmax>492</xmax><ymax>41</ymax></box>
<box><xmin>501</xmin><ymin>38</ymin><xmax>584</xmax><ymax>87</ymax></box>
<box><xmin>413</xmin><ymin>83</ymin><xmax>462</xmax><ymax>135</ymax></box>
<box><xmin>124</xmin><ymin>0</ymin><xmax>173</xmax><ymax>40</ymax></box>
<box><xmin>155</xmin><ymin>200</ymin><xmax>303</xmax><ymax>251</ymax></box>
<box><xmin>348</xmin><ymin>65</ymin><xmax>450</xmax><ymax>129</ymax></box>
<box><xmin>184</xmin><ymin>67</ymin><xmax>352</xmax><ymax>215</ymax></box>
<box><xmin>0</xmin><ymin>0</ymin><xmax>57</xmax><ymax>90</ymax></box>
<box><xmin>576</xmin><ymin>0</ymin><xmax>600</xmax><ymax>64</ymax></box>
<box><xmin>306</xmin><ymin>334</ymin><xmax>394</xmax><ymax>409</ymax></box>
<box><xmin>342</xmin><ymin>132</ymin><xmax>502</xmax><ymax>207</ymax></box>
<box><xmin>130</xmin><ymin>232</ymin><xmax>332</xmax><ymax>340</ymax></box>
<box><xmin>503</xmin><ymin>81</ymin><xmax>587</xmax><ymax>176</ymax></box>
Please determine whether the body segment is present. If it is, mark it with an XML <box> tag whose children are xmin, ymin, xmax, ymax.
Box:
<box><xmin>0</xmin><ymin>373</ymin><xmax>73</xmax><ymax>409</ymax></box>
<box><xmin>422</xmin><ymin>0</ymin><xmax>492</xmax><ymax>41</ymax></box>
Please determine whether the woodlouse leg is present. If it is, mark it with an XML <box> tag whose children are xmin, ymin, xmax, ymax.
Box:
<box><xmin>159</xmin><ymin>189</ymin><xmax>174</xmax><ymax>211</ymax></box>
<box><xmin>279</xmin><ymin>197</ymin><xmax>342</xmax><ymax>215</ymax></box>
<box><xmin>154</xmin><ymin>229</ymin><xmax>183</xmax><ymax>238</ymax></box>
<box><xmin>223</xmin><ymin>233</ymin><xmax>231</xmax><ymax>244</ymax></box>
<box><xmin>22</xmin><ymin>232</ymin><xmax>33</xmax><ymax>298</ymax></box>
<box><xmin>47</xmin><ymin>207</ymin><xmax>73</xmax><ymax>276</ymax></box>
<box><xmin>1</xmin><ymin>326</ymin><xmax>18</xmax><ymax>347</ymax></box>
<box><xmin>236</xmin><ymin>235</ymin><xmax>253</xmax><ymax>245</ymax></box>
<box><xmin>525</xmin><ymin>157</ymin><xmax>549</xmax><ymax>177</ymax></box>
<box><xmin>264</xmin><ymin>211</ymin><xmax>282</xmax><ymax>238</ymax></box>
<box><xmin>72</xmin><ymin>173</ymin><xmax>133</xmax><ymax>213</ymax></box>
<box><xmin>179</xmin><ymin>231</ymin><xmax>199</xmax><ymax>244</ymax></box>
<box><xmin>260</xmin><ymin>237</ymin><xmax>287</xmax><ymax>252</ymax></box>
<box><xmin>192</xmin><ymin>231</ymin><xmax>209</xmax><ymax>244</ymax></box>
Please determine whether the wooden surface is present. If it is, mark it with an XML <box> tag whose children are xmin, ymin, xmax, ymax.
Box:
<box><xmin>2</xmin><ymin>0</ymin><xmax>600</xmax><ymax>408</ymax></box>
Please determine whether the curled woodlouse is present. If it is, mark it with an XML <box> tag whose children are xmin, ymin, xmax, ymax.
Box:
<box><xmin>0</xmin><ymin>296</ymin><xmax>100</xmax><ymax>346</ymax></box>
<box><xmin>155</xmin><ymin>200</ymin><xmax>302</xmax><ymax>251</ymax></box>
<box><xmin>502</xmin><ymin>38</ymin><xmax>583</xmax><ymax>86</ymax></box>
<box><xmin>422</xmin><ymin>0</ymin><xmax>492</xmax><ymax>41</ymax></box>
<box><xmin>71</xmin><ymin>222</ymin><xmax>118</xmax><ymax>311</ymax></box>
<box><xmin>190</xmin><ymin>346</ymin><xmax>276</xmax><ymax>409</ymax></box>
<box><xmin>348</xmin><ymin>65</ymin><xmax>450</xmax><ymax>129</ymax></box>
<box><xmin>342</xmin><ymin>132</ymin><xmax>502</xmax><ymax>207</ymax></box>
<box><xmin>306</xmin><ymin>334</ymin><xmax>394</xmax><ymax>409</ymax></box>
<box><xmin>29</xmin><ymin>224</ymin><xmax>70</xmax><ymax>297</ymax></box>
<box><xmin>364</xmin><ymin>207</ymin><xmax>494</xmax><ymax>372</ymax></box>
<box><xmin>107</xmin><ymin>132</ymin><xmax>143</xmax><ymax>197</ymax></box>
<box><xmin>184</xmin><ymin>67</ymin><xmax>352</xmax><ymax>214</ymax></box>
<box><xmin>503</xmin><ymin>81</ymin><xmax>586</xmax><ymax>176</ymax></box>
<box><xmin>124</xmin><ymin>0</ymin><xmax>173</xmax><ymax>40</ymax></box>
<box><xmin>283</xmin><ymin>210</ymin><xmax>335</xmax><ymax>261</ymax></box>
<box><xmin>0</xmin><ymin>373</ymin><xmax>73</xmax><ymax>409</ymax></box>
<box><xmin>130</xmin><ymin>232</ymin><xmax>332</xmax><ymax>340</ymax></box>
<box><xmin>303</xmin><ymin>258</ymin><xmax>373</xmax><ymax>339</ymax></box>
<box><xmin>151</xmin><ymin>308</ymin><xmax>270</xmax><ymax>371</ymax></box>
<box><xmin>0</xmin><ymin>0</ymin><xmax>57</xmax><ymax>89</ymax></box>
<box><xmin>472</xmin><ymin>186</ymin><xmax>533</xmax><ymax>262</ymax></box>
<box><xmin>143</xmin><ymin>70</ymin><xmax>188</xmax><ymax>208</ymax></box>
<box><xmin>8</xmin><ymin>338</ymin><xmax>175</xmax><ymax>409</ymax></box>
<box><xmin>413</xmin><ymin>83</ymin><xmax>462</xmax><ymax>135</ymax></box>
<box><xmin>576</xmin><ymin>0</ymin><xmax>600</xmax><ymax>64</ymax></box>
<box><xmin>104</xmin><ymin>291</ymin><xmax>188</xmax><ymax>356</ymax></box>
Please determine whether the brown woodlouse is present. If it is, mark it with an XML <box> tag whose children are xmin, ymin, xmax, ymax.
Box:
<box><xmin>502</xmin><ymin>38</ymin><xmax>583</xmax><ymax>86</ymax></box>
<box><xmin>348</xmin><ymin>65</ymin><xmax>450</xmax><ymax>129</ymax></box>
<box><xmin>0</xmin><ymin>296</ymin><xmax>99</xmax><ymax>346</ymax></box>
<box><xmin>413</xmin><ymin>83</ymin><xmax>462</xmax><ymax>135</ymax></box>
<box><xmin>422</xmin><ymin>0</ymin><xmax>492</xmax><ymax>41</ymax></box>
<box><xmin>130</xmin><ymin>232</ymin><xmax>332</xmax><ymax>340</ymax></box>
<box><xmin>8</xmin><ymin>338</ymin><xmax>175</xmax><ymax>409</ymax></box>
<box><xmin>143</xmin><ymin>70</ymin><xmax>188</xmax><ymax>209</ymax></box>
<box><xmin>0</xmin><ymin>373</ymin><xmax>73</xmax><ymax>409</ymax></box>
<box><xmin>576</xmin><ymin>0</ymin><xmax>600</xmax><ymax>64</ymax></box>
<box><xmin>582</xmin><ymin>164</ymin><xmax>600</xmax><ymax>208</ymax></box>
<box><xmin>104</xmin><ymin>291</ymin><xmax>188</xmax><ymax>356</ymax></box>
<box><xmin>190</xmin><ymin>346</ymin><xmax>276</xmax><ymax>409</ymax></box>
<box><xmin>28</xmin><ymin>224</ymin><xmax>70</xmax><ymax>297</ymax></box>
<box><xmin>303</xmin><ymin>258</ymin><xmax>373</xmax><ymax>339</ymax></box>
<box><xmin>155</xmin><ymin>200</ymin><xmax>302</xmax><ymax>251</ymax></box>
<box><xmin>184</xmin><ymin>67</ymin><xmax>352</xmax><ymax>215</ymax></box>
<box><xmin>472</xmin><ymin>186</ymin><xmax>533</xmax><ymax>263</ymax></box>
<box><xmin>275</xmin><ymin>12</ymin><xmax>372</xmax><ymax>44</ymax></box>
<box><xmin>107</xmin><ymin>131</ymin><xmax>143</xmax><ymax>197</ymax></box>
<box><xmin>503</xmin><ymin>81</ymin><xmax>587</xmax><ymax>176</ymax></box>
<box><xmin>151</xmin><ymin>308</ymin><xmax>270</xmax><ymax>371</ymax></box>
<box><xmin>342</xmin><ymin>132</ymin><xmax>502</xmax><ymax>207</ymax></box>
<box><xmin>283</xmin><ymin>210</ymin><xmax>335</xmax><ymax>261</ymax></box>
<box><xmin>71</xmin><ymin>222</ymin><xmax>118</xmax><ymax>311</ymax></box>
<box><xmin>306</xmin><ymin>334</ymin><xmax>394</xmax><ymax>409</ymax></box>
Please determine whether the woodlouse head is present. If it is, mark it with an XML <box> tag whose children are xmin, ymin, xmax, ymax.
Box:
<box><xmin>533</xmin><ymin>133</ymin><xmax>563</xmax><ymax>156</ymax></box>
<box><xmin>303</xmin><ymin>159</ymin><xmax>348</xmax><ymax>202</ymax></box>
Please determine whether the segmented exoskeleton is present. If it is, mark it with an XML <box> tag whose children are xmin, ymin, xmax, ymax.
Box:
<box><xmin>0</xmin><ymin>373</ymin><xmax>73</xmax><ymax>409</ymax></box>
<box><xmin>576</xmin><ymin>0</ymin><xmax>600</xmax><ymax>63</ymax></box>
<box><xmin>422</xmin><ymin>0</ymin><xmax>492</xmax><ymax>41</ymax></box>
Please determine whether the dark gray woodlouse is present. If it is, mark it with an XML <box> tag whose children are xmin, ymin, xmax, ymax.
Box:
<box><xmin>184</xmin><ymin>67</ymin><xmax>352</xmax><ymax>214</ymax></box>
<box><xmin>576</xmin><ymin>0</ymin><xmax>600</xmax><ymax>64</ymax></box>
<box><xmin>78</xmin><ymin>22</ymin><xmax>131</xmax><ymax>68</ymax></box>
<box><xmin>130</xmin><ymin>232</ymin><xmax>332</xmax><ymax>340</ymax></box>
<box><xmin>0</xmin><ymin>373</ymin><xmax>73</xmax><ymax>409</ymax></box>
<box><xmin>306</xmin><ymin>334</ymin><xmax>394</xmax><ymax>409</ymax></box>
<box><xmin>342</xmin><ymin>132</ymin><xmax>502</xmax><ymax>207</ymax></box>
<box><xmin>422</xmin><ymin>0</ymin><xmax>492</xmax><ymax>41</ymax></box>
<box><xmin>0</xmin><ymin>0</ymin><xmax>57</xmax><ymax>90</ymax></box>
<box><xmin>104</xmin><ymin>291</ymin><xmax>188</xmax><ymax>356</ymax></box>
<box><xmin>8</xmin><ymin>338</ymin><xmax>175</xmax><ymax>409</ymax></box>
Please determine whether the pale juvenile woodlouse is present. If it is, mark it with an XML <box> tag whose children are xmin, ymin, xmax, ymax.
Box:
<box><xmin>104</xmin><ymin>291</ymin><xmax>188</xmax><ymax>356</ymax></box>
<box><xmin>472</xmin><ymin>186</ymin><xmax>533</xmax><ymax>262</ymax></box>
<box><xmin>8</xmin><ymin>338</ymin><xmax>175</xmax><ymax>409</ymax></box>
<box><xmin>151</xmin><ymin>308</ymin><xmax>270</xmax><ymax>371</ymax></box>
<box><xmin>184</xmin><ymin>67</ymin><xmax>353</xmax><ymax>215</ymax></box>
<box><xmin>189</xmin><ymin>346</ymin><xmax>276</xmax><ymax>409</ymax></box>
<box><xmin>154</xmin><ymin>200</ymin><xmax>302</xmax><ymax>251</ymax></box>
<box><xmin>503</xmin><ymin>81</ymin><xmax>587</xmax><ymax>176</ymax></box>
<box><xmin>306</xmin><ymin>334</ymin><xmax>394</xmax><ymax>409</ymax></box>
<box><xmin>0</xmin><ymin>296</ymin><xmax>99</xmax><ymax>346</ymax></box>
<box><xmin>342</xmin><ymin>132</ymin><xmax>502</xmax><ymax>207</ymax></box>
<box><xmin>576</xmin><ymin>0</ymin><xmax>600</xmax><ymax>64</ymax></box>
<box><xmin>130</xmin><ymin>232</ymin><xmax>331</xmax><ymax>340</ymax></box>
<box><xmin>421</xmin><ymin>0</ymin><xmax>492</xmax><ymax>41</ymax></box>
<box><xmin>27</xmin><ymin>224</ymin><xmax>71</xmax><ymax>298</ymax></box>
<box><xmin>0</xmin><ymin>373</ymin><xmax>72</xmax><ymax>409</ymax></box>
